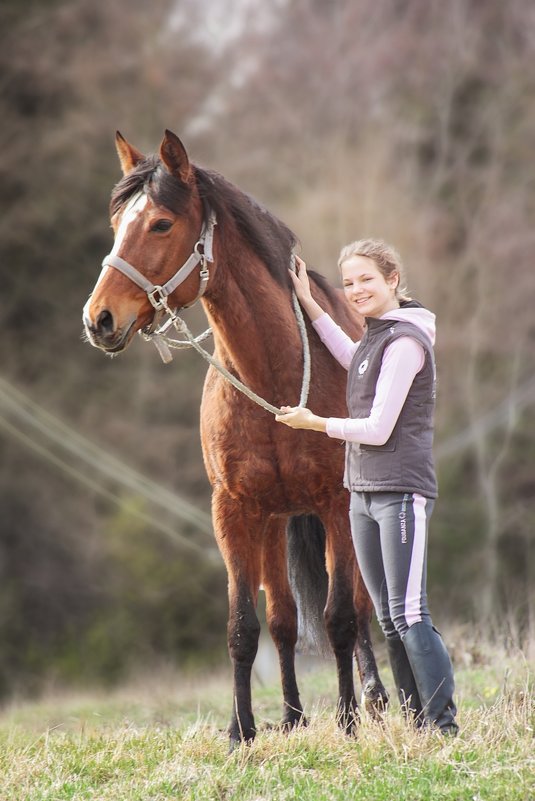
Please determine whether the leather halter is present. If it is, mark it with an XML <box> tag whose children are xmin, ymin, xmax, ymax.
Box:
<box><xmin>101</xmin><ymin>209</ymin><xmax>217</xmax><ymax>330</ymax></box>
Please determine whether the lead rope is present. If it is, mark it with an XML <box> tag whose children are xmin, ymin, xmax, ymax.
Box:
<box><xmin>144</xmin><ymin>254</ymin><xmax>311</xmax><ymax>416</ymax></box>
<box><xmin>290</xmin><ymin>254</ymin><xmax>312</xmax><ymax>408</ymax></box>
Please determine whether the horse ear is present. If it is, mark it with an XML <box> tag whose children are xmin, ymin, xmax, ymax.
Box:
<box><xmin>159</xmin><ymin>130</ymin><xmax>191</xmax><ymax>183</ymax></box>
<box><xmin>115</xmin><ymin>131</ymin><xmax>145</xmax><ymax>175</ymax></box>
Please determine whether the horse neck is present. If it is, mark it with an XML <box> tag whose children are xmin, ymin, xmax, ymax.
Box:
<box><xmin>202</xmin><ymin>250</ymin><xmax>302</xmax><ymax>392</ymax></box>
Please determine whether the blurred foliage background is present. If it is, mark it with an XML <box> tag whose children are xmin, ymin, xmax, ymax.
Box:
<box><xmin>0</xmin><ymin>0</ymin><xmax>534</xmax><ymax>695</ymax></box>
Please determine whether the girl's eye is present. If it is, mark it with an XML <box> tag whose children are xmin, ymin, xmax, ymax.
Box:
<box><xmin>151</xmin><ymin>219</ymin><xmax>173</xmax><ymax>232</ymax></box>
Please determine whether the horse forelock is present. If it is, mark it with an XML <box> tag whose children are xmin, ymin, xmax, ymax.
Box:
<box><xmin>109</xmin><ymin>155</ymin><xmax>192</xmax><ymax>219</ymax></box>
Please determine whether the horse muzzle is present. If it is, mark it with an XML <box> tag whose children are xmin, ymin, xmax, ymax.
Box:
<box><xmin>83</xmin><ymin>309</ymin><xmax>137</xmax><ymax>354</ymax></box>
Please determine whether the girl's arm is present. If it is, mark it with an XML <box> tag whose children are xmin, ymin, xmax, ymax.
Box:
<box><xmin>290</xmin><ymin>255</ymin><xmax>360</xmax><ymax>369</ymax></box>
<box><xmin>276</xmin><ymin>337</ymin><xmax>425</xmax><ymax>444</ymax></box>
<box><xmin>312</xmin><ymin>313</ymin><xmax>361</xmax><ymax>370</ymax></box>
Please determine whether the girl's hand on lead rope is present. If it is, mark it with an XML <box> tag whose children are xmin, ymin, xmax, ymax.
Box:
<box><xmin>275</xmin><ymin>406</ymin><xmax>328</xmax><ymax>432</ymax></box>
<box><xmin>289</xmin><ymin>256</ymin><xmax>326</xmax><ymax>322</ymax></box>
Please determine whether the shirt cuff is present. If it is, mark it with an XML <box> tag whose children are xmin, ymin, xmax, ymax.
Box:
<box><xmin>325</xmin><ymin>418</ymin><xmax>347</xmax><ymax>439</ymax></box>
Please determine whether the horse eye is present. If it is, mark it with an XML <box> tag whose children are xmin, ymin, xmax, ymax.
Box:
<box><xmin>151</xmin><ymin>219</ymin><xmax>173</xmax><ymax>232</ymax></box>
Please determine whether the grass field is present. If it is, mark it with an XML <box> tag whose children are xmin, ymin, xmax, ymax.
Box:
<box><xmin>0</xmin><ymin>628</ymin><xmax>533</xmax><ymax>801</ymax></box>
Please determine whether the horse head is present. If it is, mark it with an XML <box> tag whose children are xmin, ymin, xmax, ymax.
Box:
<box><xmin>83</xmin><ymin>130</ymin><xmax>212</xmax><ymax>354</ymax></box>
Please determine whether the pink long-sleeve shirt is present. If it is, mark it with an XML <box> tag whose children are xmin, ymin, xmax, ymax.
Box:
<box><xmin>312</xmin><ymin>307</ymin><xmax>436</xmax><ymax>446</ymax></box>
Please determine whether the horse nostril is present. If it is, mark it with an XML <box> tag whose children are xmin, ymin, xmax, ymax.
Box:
<box><xmin>97</xmin><ymin>309</ymin><xmax>114</xmax><ymax>334</ymax></box>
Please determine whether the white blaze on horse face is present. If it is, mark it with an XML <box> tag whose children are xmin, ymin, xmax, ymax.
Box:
<box><xmin>83</xmin><ymin>192</ymin><xmax>148</xmax><ymax>322</ymax></box>
<box><xmin>110</xmin><ymin>191</ymin><xmax>149</xmax><ymax>258</ymax></box>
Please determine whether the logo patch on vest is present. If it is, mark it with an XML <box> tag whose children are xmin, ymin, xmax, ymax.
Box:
<box><xmin>358</xmin><ymin>358</ymin><xmax>369</xmax><ymax>375</ymax></box>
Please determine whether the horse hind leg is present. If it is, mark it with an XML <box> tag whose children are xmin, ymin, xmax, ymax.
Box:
<box><xmin>291</xmin><ymin>510</ymin><xmax>358</xmax><ymax>736</ymax></box>
<box><xmin>323</xmin><ymin>564</ymin><xmax>360</xmax><ymax>735</ymax></box>
<box><xmin>261</xmin><ymin>518</ymin><xmax>306</xmax><ymax>731</ymax></box>
<box><xmin>353</xmin><ymin>566</ymin><xmax>390</xmax><ymax>718</ymax></box>
<box><xmin>322</xmin><ymin>507</ymin><xmax>387</xmax><ymax>733</ymax></box>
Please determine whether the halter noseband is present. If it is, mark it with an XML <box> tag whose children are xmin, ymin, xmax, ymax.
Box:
<box><xmin>101</xmin><ymin>209</ymin><xmax>217</xmax><ymax>318</ymax></box>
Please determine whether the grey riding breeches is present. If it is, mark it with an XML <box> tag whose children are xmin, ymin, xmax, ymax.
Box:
<box><xmin>349</xmin><ymin>491</ymin><xmax>434</xmax><ymax>639</ymax></box>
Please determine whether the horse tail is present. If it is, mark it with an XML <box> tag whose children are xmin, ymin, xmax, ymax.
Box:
<box><xmin>286</xmin><ymin>514</ymin><xmax>331</xmax><ymax>657</ymax></box>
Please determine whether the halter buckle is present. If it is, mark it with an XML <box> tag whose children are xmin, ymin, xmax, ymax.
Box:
<box><xmin>148</xmin><ymin>286</ymin><xmax>166</xmax><ymax>310</ymax></box>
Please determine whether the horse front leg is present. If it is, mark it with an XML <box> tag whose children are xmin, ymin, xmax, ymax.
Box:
<box><xmin>213</xmin><ymin>491</ymin><xmax>261</xmax><ymax>749</ymax></box>
<box><xmin>261</xmin><ymin>518</ymin><xmax>306</xmax><ymax>731</ymax></box>
<box><xmin>321</xmin><ymin>507</ymin><xmax>360</xmax><ymax>735</ymax></box>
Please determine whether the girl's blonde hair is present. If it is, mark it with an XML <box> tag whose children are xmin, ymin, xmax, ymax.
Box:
<box><xmin>337</xmin><ymin>239</ymin><xmax>411</xmax><ymax>302</ymax></box>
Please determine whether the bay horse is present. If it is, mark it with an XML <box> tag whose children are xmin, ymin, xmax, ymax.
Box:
<box><xmin>83</xmin><ymin>130</ymin><xmax>388</xmax><ymax>748</ymax></box>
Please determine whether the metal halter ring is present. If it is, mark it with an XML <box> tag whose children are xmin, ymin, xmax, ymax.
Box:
<box><xmin>194</xmin><ymin>241</ymin><xmax>207</xmax><ymax>267</ymax></box>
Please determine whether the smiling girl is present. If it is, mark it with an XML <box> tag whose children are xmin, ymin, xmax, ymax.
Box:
<box><xmin>276</xmin><ymin>240</ymin><xmax>458</xmax><ymax>734</ymax></box>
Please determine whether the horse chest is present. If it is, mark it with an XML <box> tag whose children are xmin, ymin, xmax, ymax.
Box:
<box><xmin>202</xmin><ymin>432</ymin><xmax>287</xmax><ymax>496</ymax></box>
<box><xmin>201</xmin><ymin>417</ymin><xmax>340</xmax><ymax>512</ymax></box>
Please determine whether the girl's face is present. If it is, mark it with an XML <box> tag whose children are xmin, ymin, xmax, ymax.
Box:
<box><xmin>341</xmin><ymin>255</ymin><xmax>399</xmax><ymax>318</ymax></box>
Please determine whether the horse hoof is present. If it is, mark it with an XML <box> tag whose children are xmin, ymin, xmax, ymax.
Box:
<box><xmin>228</xmin><ymin>724</ymin><xmax>256</xmax><ymax>753</ymax></box>
<box><xmin>337</xmin><ymin>704</ymin><xmax>360</xmax><ymax>737</ymax></box>
<box><xmin>361</xmin><ymin>682</ymin><xmax>389</xmax><ymax>720</ymax></box>
<box><xmin>280</xmin><ymin>712</ymin><xmax>308</xmax><ymax>732</ymax></box>
<box><xmin>228</xmin><ymin>733</ymin><xmax>255</xmax><ymax>753</ymax></box>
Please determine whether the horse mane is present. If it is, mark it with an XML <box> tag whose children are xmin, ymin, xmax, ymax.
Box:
<box><xmin>109</xmin><ymin>155</ymin><xmax>342</xmax><ymax>303</ymax></box>
<box><xmin>195</xmin><ymin>167</ymin><xmax>299</xmax><ymax>289</ymax></box>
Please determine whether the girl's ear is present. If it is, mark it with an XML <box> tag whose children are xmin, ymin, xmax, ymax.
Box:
<box><xmin>389</xmin><ymin>271</ymin><xmax>400</xmax><ymax>291</ymax></box>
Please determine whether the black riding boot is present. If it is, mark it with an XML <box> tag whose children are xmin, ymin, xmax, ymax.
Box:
<box><xmin>386</xmin><ymin>636</ymin><xmax>423</xmax><ymax>726</ymax></box>
<box><xmin>402</xmin><ymin>622</ymin><xmax>459</xmax><ymax>735</ymax></box>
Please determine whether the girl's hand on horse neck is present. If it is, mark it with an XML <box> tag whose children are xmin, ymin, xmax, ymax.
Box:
<box><xmin>275</xmin><ymin>406</ymin><xmax>328</xmax><ymax>432</ymax></box>
<box><xmin>290</xmin><ymin>257</ymin><xmax>325</xmax><ymax>322</ymax></box>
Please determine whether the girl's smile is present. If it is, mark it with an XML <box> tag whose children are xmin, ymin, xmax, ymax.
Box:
<box><xmin>341</xmin><ymin>255</ymin><xmax>400</xmax><ymax>318</ymax></box>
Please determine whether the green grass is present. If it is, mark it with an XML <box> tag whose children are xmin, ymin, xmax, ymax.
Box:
<box><xmin>0</xmin><ymin>633</ymin><xmax>533</xmax><ymax>801</ymax></box>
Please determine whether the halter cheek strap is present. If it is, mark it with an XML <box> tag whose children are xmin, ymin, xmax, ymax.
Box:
<box><xmin>101</xmin><ymin>210</ymin><xmax>217</xmax><ymax>312</ymax></box>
